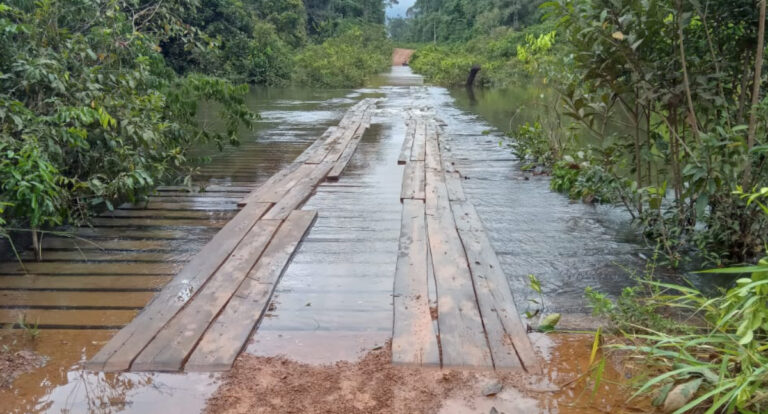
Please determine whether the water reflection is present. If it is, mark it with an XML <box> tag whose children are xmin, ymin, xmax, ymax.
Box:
<box><xmin>36</xmin><ymin>370</ymin><xmax>217</xmax><ymax>414</ymax></box>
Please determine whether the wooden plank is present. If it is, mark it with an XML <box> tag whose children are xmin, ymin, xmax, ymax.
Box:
<box><xmin>40</xmin><ymin>238</ymin><xmax>200</xmax><ymax>251</ymax></box>
<box><xmin>410</xmin><ymin>120</ymin><xmax>426</xmax><ymax>162</ymax></box>
<box><xmin>239</xmin><ymin>163</ymin><xmax>316</xmax><ymax>207</ymax></box>
<box><xmin>392</xmin><ymin>200</ymin><xmax>440</xmax><ymax>366</ymax></box>
<box><xmin>445</xmin><ymin>172</ymin><xmax>466</xmax><ymax>201</ymax></box>
<box><xmin>0</xmin><ymin>262</ymin><xmax>181</xmax><ymax>275</ymax></box>
<box><xmin>23</xmin><ymin>250</ymin><xmax>193</xmax><ymax>263</ymax></box>
<box><xmin>0</xmin><ymin>309</ymin><xmax>138</xmax><ymax>327</ymax></box>
<box><xmin>131</xmin><ymin>219</ymin><xmax>281</xmax><ymax>371</ymax></box>
<box><xmin>69</xmin><ymin>227</ymin><xmax>217</xmax><ymax>241</ymax></box>
<box><xmin>327</xmin><ymin>116</ymin><xmax>371</xmax><ymax>180</ymax></box>
<box><xmin>0</xmin><ymin>275</ymin><xmax>171</xmax><ymax>291</ymax></box>
<box><xmin>237</xmin><ymin>162</ymin><xmax>303</xmax><ymax>207</ymax></box>
<box><xmin>323</xmin><ymin>122</ymin><xmax>365</xmax><ymax>164</ymax></box>
<box><xmin>452</xmin><ymin>201</ymin><xmax>540</xmax><ymax>373</ymax></box>
<box><xmin>119</xmin><ymin>201</ymin><xmax>238</xmax><ymax>211</ymax></box>
<box><xmin>88</xmin><ymin>218</ymin><xmax>229</xmax><ymax>228</ymax></box>
<box><xmin>85</xmin><ymin>202</ymin><xmax>272</xmax><ymax>372</ymax></box>
<box><xmin>0</xmin><ymin>291</ymin><xmax>154</xmax><ymax>308</ymax></box>
<box><xmin>298</xmin><ymin>127</ymin><xmax>339</xmax><ymax>164</ymax></box>
<box><xmin>185</xmin><ymin>210</ymin><xmax>317</xmax><ymax>371</ymax></box>
<box><xmin>397</xmin><ymin>117</ymin><xmax>416</xmax><ymax>165</ymax></box>
<box><xmin>148</xmin><ymin>191</ymin><xmax>251</xmax><ymax>198</ymax></box>
<box><xmin>156</xmin><ymin>185</ymin><xmax>254</xmax><ymax>193</ymax></box>
<box><xmin>424</xmin><ymin>122</ymin><xmax>442</xmax><ymax>171</ymax></box>
<box><xmin>263</xmin><ymin>162</ymin><xmax>334</xmax><ymax>220</ymax></box>
<box><xmin>424</xmin><ymin>168</ymin><xmax>492</xmax><ymax>368</ymax></box>
<box><xmin>101</xmin><ymin>209</ymin><xmax>236</xmax><ymax>219</ymax></box>
<box><xmin>400</xmin><ymin>161</ymin><xmax>426</xmax><ymax>201</ymax></box>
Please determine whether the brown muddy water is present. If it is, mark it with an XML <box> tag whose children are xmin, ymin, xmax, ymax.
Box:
<box><xmin>2</xmin><ymin>67</ymin><xmax>656</xmax><ymax>413</ymax></box>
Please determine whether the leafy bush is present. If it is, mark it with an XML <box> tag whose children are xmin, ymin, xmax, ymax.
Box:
<box><xmin>587</xmin><ymin>189</ymin><xmax>768</xmax><ymax>413</ymax></box>
<box><xmin>0</xmin><ymin>1</ymin><xmax>253</xmax><ymax>235</ymax></box>
<box><xmin>292</xmin><ymin>24</ymin><xmax>391</xmax><ymax>88</ymax></box>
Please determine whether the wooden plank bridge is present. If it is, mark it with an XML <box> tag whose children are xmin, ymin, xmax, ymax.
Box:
<box><xmin>1</xmin><ymin>98</ymin><xmax>537</xmax><ymax>373</ymax></box>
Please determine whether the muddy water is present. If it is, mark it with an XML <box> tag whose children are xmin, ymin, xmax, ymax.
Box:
<box><xmin>2</xmin><ymin>67</ymin><xmax>652</xmax><ymax>413</ymax></box>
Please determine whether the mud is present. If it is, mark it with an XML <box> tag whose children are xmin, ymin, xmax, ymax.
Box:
<box><xmin>206</xmin><ymin>334</ymin><xmax>651</xmax><ymax>414</ymax></box>
<box><xmin>0</xmin><ymin>337</ymin><xmax>46</xmax><ymax>389</ymax></box>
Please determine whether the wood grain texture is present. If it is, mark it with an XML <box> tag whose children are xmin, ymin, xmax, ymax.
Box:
<box><xmin>400</xmin><ymin>161</ymin><xmax>426</xmax><ymax>201</ymax></box>
<box><xmin>392</xmin><ymin>200</ymin><xmax>440</xmax><ymax>366</ymax></box>
<box><xmin>131</xmin><ymin>219</ymin><xmax>281</xmax><ymax>372</ymax></box>
<box><xmin>185</xmin><ymin>210</ymin><xmax>317</xmax><ymax>371</ymax></box>
<box><xmin>397</xmin><ymin>115</ymin><xmax>416</xmax><ymax>165</ymax></box>
<box><xmin>237</xmin><ymin>162</ymin><xmax>304</xmax><ymax>207</ymax></box>
<box><xmin>424</xmin><ymin>167</ymin><xmax>492</xmax><ymax>368</ymax></box>
<box><xmin>85</xmin><ymin>201</ymin><xmax>271</xmax><ymax>372</ymax></box>
<box><xmin>410</xmin><ymin>120</ymin><xmax>426</xmax><ymax>162</ymax></box>
<box><xmin>452</xmin><ymin>201</ymin><xmax>540</xmax><ymax>373</ymax></box>
<box><xmin>263</xmin><ymin>162</ymin><xmax>333</xmax><ymax>220</ymax></box>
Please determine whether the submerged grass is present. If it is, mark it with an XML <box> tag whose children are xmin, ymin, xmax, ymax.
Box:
<box><xmin>587</xmin><ymin>230</ymin><xmax>768</xmax><ymax>413</ymax></box>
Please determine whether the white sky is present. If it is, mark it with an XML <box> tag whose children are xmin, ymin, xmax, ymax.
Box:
<box><xmin>386</xmin><ymin>0</ymin><xmax>416</xmax><ymax>18</ymax></box>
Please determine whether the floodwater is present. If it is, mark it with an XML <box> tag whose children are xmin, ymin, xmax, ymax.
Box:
<box><xmin>1</xmin><ymin>66</ymin><xmax>655</xmax><ymax>413</ymax></box>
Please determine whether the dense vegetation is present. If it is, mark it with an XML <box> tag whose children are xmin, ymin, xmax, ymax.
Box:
<box><xmin>398</xmin><ymin>0</ymin><xmax>767</xmax><ymax>269</ymax></box>
<box><xmin>394</xmin><ymin>0</ymin><xmax>768</xmax><ymax>410</ymax></box>
<box><xmin>0</xmin><ymin>0</ymin><xmax>392</xmax><ymax>251</ymax></box>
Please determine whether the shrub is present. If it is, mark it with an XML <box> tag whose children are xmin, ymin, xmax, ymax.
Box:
<box><xmin>292</xmin><ymin>24</ymin><xmax>391</xmax><ymax>87</ymax></box>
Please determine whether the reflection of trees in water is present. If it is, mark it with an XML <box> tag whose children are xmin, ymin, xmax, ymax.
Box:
<box><xmin>53</xmin><ymin>370</ymin><xmax>154</xmax><ymax>414</ymax></box>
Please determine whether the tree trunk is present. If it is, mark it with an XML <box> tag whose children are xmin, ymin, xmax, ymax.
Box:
<box><xmin>746</xmin><ymin>0</ymin><xmax>766</xmax><ymax>186</ymax></box>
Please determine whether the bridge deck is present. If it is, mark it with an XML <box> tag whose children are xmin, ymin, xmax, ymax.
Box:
<box><xmin>2</xmin><ymin>95</ymin><xmax>537</xmax><ymax>374</ymax></box>
<box><xmin>393</xmin><ymin>111</ymin><xmax>539</xmax><ymax>372</ymax></box>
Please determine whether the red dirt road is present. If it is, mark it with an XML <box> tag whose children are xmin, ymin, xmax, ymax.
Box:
<box><xmin>392</xmin><ymin>48</ymin><xmax>415</xmax><ymax>66</ymax></box>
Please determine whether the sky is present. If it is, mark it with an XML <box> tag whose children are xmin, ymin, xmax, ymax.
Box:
<box><xmin>386</xmin><ymin>0</ymin><xmax>416</xmax><ymax>18</ymax></box>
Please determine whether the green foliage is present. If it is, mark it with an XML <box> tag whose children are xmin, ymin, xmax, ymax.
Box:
<box><xmin>390</xmin><ymin>0</ymin><xmax>546</xmax><ymax>43</ymax></box>
<box><xmin>0</xmin><ymin>0</ymin><xmax>253</xmax><ymax>231</ymax></box>
<box><xmin>293</xmin><ymin>24</ymin><xmax>392</xmax><ymax>87</ymax></box>
<box><xmin>590</xmin><ymin>255</ymin><xmax>768</xmax><ymax>413</ymax></box>
<box><xmin>541</xmin><ymin>0</ymin><xmax>768</xmax><ymax>266</ymax></box>
<box><xmin>589</xmin><ymin>195</ymin><xmax>768</xmax><ymax>412</ymax></box>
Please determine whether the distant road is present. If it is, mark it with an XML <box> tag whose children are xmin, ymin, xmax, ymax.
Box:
<box><xmin>392</xmin><ymin>48</ymin><xmax>415</xmax><ymax>66</ymax></box>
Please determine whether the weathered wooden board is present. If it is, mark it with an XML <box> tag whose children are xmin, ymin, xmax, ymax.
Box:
<box><xmin>303</xmin><ymin>127</ymin><xmax>343</xmax><ymax>164</ymax></box>
<box><xmin>0</xmin><ymin>291</ymin><xmax>153</xmax><ymax>309</ymax></box>
<box><xmin>131</xmin><ymin>219</ymin><xmax>281</xmax><ymax>371</ymax></box>
<box><xmin>0</xmin><ymin>275</ymin><xmax>171</xmax><ymax>291</ymax></box>
<box><xmin>392</xmin><ymin>200</ymin><xmax>440</xmax><ymax>366</ymax></box>
<box><xmin>39</xmin><ymin>238</ymin><xmax>200</xmax><ymax>251</ymax></box>
<box><xmin>100</xmin><ymin>209</ymin><xmax>236</xmax><ymax>219</ymax></box>
<box><xmin>445</xmin><ymin>172</ymin><xmax>466</xmax><ymax>201</ymax></box>
<box><xmin>156</xmin><ymin>185</ymin><xmax>254</xmax><ymax>193</ymax></box>
<box><xmin>323</xmin><ymin>119</ymin><xmax>367</xmax><ymax>164</ymax></box>
<box><xmin>22</xmin><ymin>250</ymin><xmax>194</xmax><ymax>263</ymax></box>
<box><xmin>69</xmin><ymin>227</ymin><xmax>217</xmax><ymax>240</ymax></box>
<box><xmin>237</xmin><ymin>162</ymin><xmax>304</xmax><ymax>207</ymax></box>
<box><xmin>397</xmin><ymin>116</ymin><xmax>415</xmax><ymax>165</ymax></box>
<box><xmin>0</xmin><ymin>309</ymin><xmax>139</xmax><ymax>328</ymax></box>
<box><xmin>119</xmin><ymin>201</ymin><xmax>238</xmax><ymax>211</ymax></box>
<box><xmin>452</xmin><ymin>201</ymin><xmax>540</xmax><ymax>373</ymax></box>
<box><xmin>0</xmin><ymin>262</ymin><xmax>181</xmax><ymax>275</ymax></box>
<box><xmin>400</xmin><ymin>161</ymin><xmax>426</xmax><ymax>201</ymax></box>
<box><xmin>85</xmin><ymin>201</ymin><xmax>271</xmax><ymax>372</ymax></box>
<box><xmin>185</xmin><ymin>210</ymin><xmax>317</xmax><ymax>371</ymax></box>
<box><xmin>424</xmin><ymin>167</ymin><xmax>492</xmax><ymax>368</ymax></box>
<box><xmin>241</xmin><ymin>163</ymin><xmax>317</xmax><ymax>206</ymax></box>
<box><xmin>88</xmin><ymin>218</ymin><xmax>229</xmax><ymax>228</ymax></box>
<box><xmin>410</xmin><ymin>120</ymin><xmax>426</xmax><ymax>162</ymax></box>
<box><xmin>327</xmin><ymin>114</ymin><xmax>372</xmax><ymax>180</ymax></box>
<box><xmin>424</xmin><ymin>122</ymin><xmax>442</xmax><ymax>171</ymax></box>
<box><xmin>263</xmin><ymin>162</ymin><xmax>333</xmax><ymax>220</ymax></box>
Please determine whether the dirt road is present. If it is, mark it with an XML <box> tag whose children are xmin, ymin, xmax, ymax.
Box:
<box><xmin>392</xmin><ymin>48</ymin><xmax>415</xmax><ymax>66</ymax></box>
